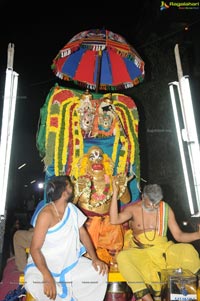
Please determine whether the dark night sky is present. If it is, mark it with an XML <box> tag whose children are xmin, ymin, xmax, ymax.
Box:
<box><xmin>0</xmin><ymin>1</ymin><xmax>200</xmax><ymax>213</ymax></box>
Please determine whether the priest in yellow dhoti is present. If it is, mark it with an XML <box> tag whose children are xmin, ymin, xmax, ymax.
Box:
<box><xmin>109</xmin><ymin>182</ymin><xmax>200</xmax><ymax>301</ymax></box>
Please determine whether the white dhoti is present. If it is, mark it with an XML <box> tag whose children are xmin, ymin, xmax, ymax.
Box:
<box><xmin>25</xmin><ymin>256</ymin><xmax>107</xmax><ymax>301</ymax></box>
<box><xmin>24</xmin><ymin>203</ymin><xmax>107</xmax><ymax>301</ymax></box>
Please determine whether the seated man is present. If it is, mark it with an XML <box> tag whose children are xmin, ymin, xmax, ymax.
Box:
<box><xmin>24</xmin><ymin>175</ymin><xmax>108</xmax><ymax>301</ymax></box>
<box><xmin>109</xmin><ymin>182</ymin><xmax>200</xmax><ymax>301</ymax></box>
<box><xmin>13</xmin><ymin>200</ymin><xmax>45</xmax><ymax>272</ymax></box>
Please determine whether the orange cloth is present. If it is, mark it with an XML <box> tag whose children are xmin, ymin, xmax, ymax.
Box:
<box><xmin>85</xmin><ymin>215</ymin><xmax>124</xmax><ymax>263</ymax></box>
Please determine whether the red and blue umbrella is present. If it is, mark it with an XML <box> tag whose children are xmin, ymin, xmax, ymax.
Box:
<box><xmin>51</xmin><ymin>29</ymin><xmax>145</xmax><ymax>92</ymax></box>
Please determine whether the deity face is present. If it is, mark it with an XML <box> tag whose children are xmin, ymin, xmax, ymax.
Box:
<box><xmin>87</xmin><ymin>146</ymin><xmax>105</xmax><ymax>175</ymax></box>
<box><xmin>78</xmin><ymin>98</ymin><xmax>95</xmax><ymax>133</ymax></box>
<box><xmin>98</xmin><ymin>112</ymin><xmax>113</xmax><ymax>131</ymax></box>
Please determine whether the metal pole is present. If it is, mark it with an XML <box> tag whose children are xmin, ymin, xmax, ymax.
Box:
<box><xmin>174</xmin><ymin>44</ymin><xmax>200</xmax><ymax>214</ymax></box>
<box><xmin>0</xmin><ymin>43</ymin><xmax>19</xmax><ymax>217</ymax></box>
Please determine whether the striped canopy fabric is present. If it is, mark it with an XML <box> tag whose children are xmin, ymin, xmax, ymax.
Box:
<box><xmin>52</xmin><ymin>29</ymin><xmax>145</xmax><ymax>92</ymax></box>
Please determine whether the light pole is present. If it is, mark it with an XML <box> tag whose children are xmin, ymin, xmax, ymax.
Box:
<box><xmin>169</xmin><ymin>44</ymin><xmax>200</xmax><ymax>215</ymax></box>
<box><xmin>0</xmin><ymin>43</ymin><xmax>19</xmax><ymax>254</ymax></box>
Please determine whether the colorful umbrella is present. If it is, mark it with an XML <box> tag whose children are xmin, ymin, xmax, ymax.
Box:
<box><xmin>51</xmin><ymin>29</ymin><xmax>145</xmax><ymax>92</ymax></box>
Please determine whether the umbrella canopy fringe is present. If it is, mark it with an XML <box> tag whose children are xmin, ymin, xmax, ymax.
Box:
<box><xmin>51</xmin><ymin>29</ymin><xmax>145</xmax><ymax>92</ymax></box>
<box><xmin>51</xmin><ymin>73</ymin><xmax>144</xmax><ymax>92</ymax></box>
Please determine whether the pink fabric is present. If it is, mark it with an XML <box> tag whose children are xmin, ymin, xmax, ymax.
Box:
<box><xmin>0</xmin><ymin>257</ymin><xmax>20</xmax><ymax>299</ymax></box>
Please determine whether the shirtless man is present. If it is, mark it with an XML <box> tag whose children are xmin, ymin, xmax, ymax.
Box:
<box><xmin>109</xmin><ymin>181</ymin><xmax>200</xmax><ymax>301</ymax></box>
<box><xmin>24</xmin><ymin>175</ymin><xmax>108</xmax><ymax>301</ymax></box>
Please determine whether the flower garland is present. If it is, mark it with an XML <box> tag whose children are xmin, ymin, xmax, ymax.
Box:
<box><xmin>112</xmin><ymin>98</ymin><xmax>140</xmax><ymax>182</ymax></box>
<box><xmin>44</xmin><ymin>88</ymin><xmax>140</xmax><ymax>186</ymax></box>
<box><xmin>58</xmin><ymin>98</ymin><xmax>82</xmax><ymax>176</ymax></box>
<box><xmin>111</xmin><ymin>102</ymin><xmax>129</xmax><ymax>174</ymax></box>
<box><xmin>55</xmin><ymin>99</ymin><xmax>73</xmax><ymax>175</ymax></box>
<box><xmin>115</xmin><ymin>106</ymin><xmax>131</xmax><ymax>174</ymax></box>
<box><xmin>74</xmin><ymin>174</ymin><xmax>113</xmax><ymax>209</ymax></box>
<box><xmin>44</xmin><ymin>90</ymin><xmax>61</xmax><ymax>166</ymax></box>
<box><xmin>71</xmin><ymin>109</ymin><xmax>84</xmax><ymax>178</ymax></box>
<box><xmin>112</xmin><ymin>121</ymin><xmax>120</xmax><ymax>165</ymax></box>
<box><xmin>118</xmin><ymin>131</ymin><xmax>128</xmax><ymax>174</ymax></box>
<box><xmin>116</xmin><ymin>103</ymin><xmax>140</xmax><ymax>182</ymax></box>
<box><xmin>117</xmin><ymin>104</ymin><xmax>135</xmax><ymax>164</ymax></box>
<box><xmin>88</xmin><ymin>175</ymin><xmax>113</xmax><ymax>210</ymax></box>
<box><xmin>91</xmin><ymin>174</ymin><xmax>110</xmax><ymax>201</ymax></box>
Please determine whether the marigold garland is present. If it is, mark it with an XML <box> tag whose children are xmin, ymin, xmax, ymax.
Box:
<box><xmin>112</xmin><ymin>93</ymin><xmax>139</xmax><ymax>135</ymax></box>
<box><xmin>44</xmin><ymin>132</ymin><xmax>56</xmax><ymax>167</ymax></box>
<box><xmin>118</xmin><ymin>131</ymin><xmax>128</xmax><ymax>174</ymax></box>
<box><xmin>43</xmin><ymin>86</ymin><xmax>140</xmax><ymax>185</ymax></box>
<box><xmin>112</xmin><ymin>97</ymin><xmax>140</xmax><ymax>181</ymax></box>
<box><xmin>71</xmin><ymin>108</ymin><xmax>84</xmax><ymax>179</ymax></box>
<box><xmin>57</xmin><ymin>97</ymin><xmax>81</xmax><ymax>176</ymax></box>
<box><xmin>115</xmin><ymin>105</ymin><xmax>133</xmax><ymax>167</ymax></box>
<box><xmin>67</xmin><ymin>102</ymin><xmax>81</xmax><ymax>175</ymax></box>
<box><xmin>45</xmin><ymin>105</ymin><xmax>59</xmax><ymax>166</ymax></box>
<box><xmin>45</xmin><ymin>87</ymin><xmax>66</xmax><ymax>167</ymax></box>
<box><xmin>54</xmin><ymin>100</ymin><xmax>68</xmax><ymax>175</ymax></box>
<box><xmin>112</xmin><ymin>121</ymin><xmax>121</xmax><ymax>165</ymax></box>
<box><xmin>61</xmin><ymin>101</ymin><xmax>75</xmax><ymax>171</ymax></box>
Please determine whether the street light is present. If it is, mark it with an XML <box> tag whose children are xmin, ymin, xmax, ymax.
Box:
<box><xmin>169</xmin><ymin>81</ymin><xmax>195</xmax><ymax>215</ymax></box>
<box><xmin>169</xmin><ymin>44</ymin><xmax>200</xmax><ymax>215</ymax></box>
<box><xmin>0</xmin><ymin>43</ymin><xmax>19</xmax><ymax>217</ymax></box>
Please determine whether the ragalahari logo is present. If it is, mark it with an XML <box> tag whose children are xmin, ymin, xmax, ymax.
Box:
<box><xmin>160</xmin><ymin>1</ymin><xmax>199</xmax><ymax>10</ymax></box>
<box><xmin>160</xmin><ymin>1</ymin><xmax>170</xmax><ymax>10</ymax></box>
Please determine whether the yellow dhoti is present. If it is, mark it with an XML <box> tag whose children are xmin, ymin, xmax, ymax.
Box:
<box><xmin>117</xmin><ymin>231</ymin><xmax>200</xmax><ymax>300</ymax></box>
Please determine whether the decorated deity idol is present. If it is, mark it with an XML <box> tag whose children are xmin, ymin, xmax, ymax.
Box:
<box><xmin>73</xmin><ymin>145</ymin><xmax>132</xmax><ymax>264</ymax></box>
<box><xmin>36</xmin><ymin>85</ymin><xmax>141</xmax><ymax>205</ymax></box>
<box><xmin>36</xmin><ymin>85</ymin><xmax>140</xmax><ymax>265</ymax></box>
